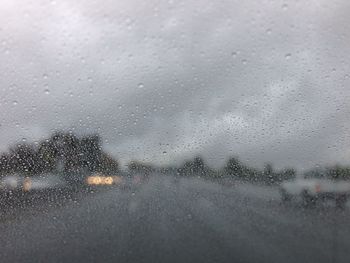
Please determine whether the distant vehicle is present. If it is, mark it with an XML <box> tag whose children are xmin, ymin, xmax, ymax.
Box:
<box><xmin>280</xmin><ymin>174</ymin><xmax>350</xmax><ymax>208</ymax></box>
<box><xmin>0</xmin><ymin>174</ymin><xmax>68</xmax><ymax>196</ymax></box>
<box><xmin>25</xmin><ymin>174</ymin><xmax>68</xmax><ymax>192</ymax></box>
<box><xmin>0</xmin><ymin>175</ymin><xmax>24</xmax><ymax>196</ymax></box>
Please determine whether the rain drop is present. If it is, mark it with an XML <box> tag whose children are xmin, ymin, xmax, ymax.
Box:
<box><xmin>285</xmin><ymin>53</ymin><xmax>291</xmax><ymax>59</ymax></box>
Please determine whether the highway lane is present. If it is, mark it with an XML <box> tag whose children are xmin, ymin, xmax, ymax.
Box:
<box><xmin>0</xmin><ymin>175</ymin><xmax>349</xmax><ymax>263</ymax></box>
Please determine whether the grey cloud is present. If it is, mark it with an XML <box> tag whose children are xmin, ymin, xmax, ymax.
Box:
<box><xmin>0</xmin><ymin>0</ymin><xmax>349</xmax><ymax>170</ymax></box>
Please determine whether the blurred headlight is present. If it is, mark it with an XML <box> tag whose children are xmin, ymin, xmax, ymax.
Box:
<box><xmin>87</xmin><ymin>176</ymin><xmax>116</xmax><ymax>185</ymax></box>
<box><xmin>104</xmin><ymin>177</ymin><xmax>113</xmax><ymax>185</ymax></box>
<box><xmin>23</xmin><ymin>178</ymin><xmax>32</xmax><ymax>192</ymax></box>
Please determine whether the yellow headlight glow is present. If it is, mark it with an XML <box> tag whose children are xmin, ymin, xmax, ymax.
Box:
<box><xmin>86</xmin><ymin>175</ymin><xmax>120</xmax><ymax>185</ymax></box>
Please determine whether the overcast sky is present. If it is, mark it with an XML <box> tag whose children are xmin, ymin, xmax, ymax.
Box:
<box><xmin>0</xmin><ymin>0</ymin><xmax>349</xmax><ymax>170</ymax></box>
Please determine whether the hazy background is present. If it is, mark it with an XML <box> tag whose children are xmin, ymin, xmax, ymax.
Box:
<box><xmin>0</xmin><ymin>0</ymin><xmax>349</xmax><ymax>170</ymax></box>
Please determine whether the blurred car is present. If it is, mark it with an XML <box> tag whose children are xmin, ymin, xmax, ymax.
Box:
<box><xmin>280</xmin><ymin>174</ymin><xmax>350</xmax><ymax>208</ymax></box>
<box><xmin>0</xmin><ymin>174</ymin><xmax>69</xmax><ymax>197</ymax></box>
<box><xmin>0</xmin><ymin>174</ymin><xmax>24</xmax><ymax>196</ymax></box>
<box><xmin>25</xmin><ymin>174</ymin><xmax>68</xmax><ymax>192</ymax></box>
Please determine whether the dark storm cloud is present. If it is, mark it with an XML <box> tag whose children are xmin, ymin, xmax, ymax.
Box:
<box><xmin>0</xmin><ymin>0</ymin><xmax>350</xmax><ymax>169</ymax></box>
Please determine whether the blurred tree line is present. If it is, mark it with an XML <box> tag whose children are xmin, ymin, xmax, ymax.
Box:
<box><xmin>159</xmin><ymin>156</ymin><xmax>350</xmax><ymax>184</ymax></box>
<box><xmin>158</xmin><ymin>156</ymin><xmax>296</xmax><ymax>184</ymax></box>
<box><xmin>1</xmin><ymin>131</ymin><xmax>350</xmax><ymax>184</ymax></box>
<box><xmin>127</xmin><ymin>161</ymin><xmax>155</xmax><ymax>175</ymax></box>
<box><xmin>221</xmin><ymin>157</ymin><xmax>296</xmax><ymax>184</ymax></box>
<box><xmin>0</xmin><ymin>131</ymin><xmax>119</xmax><ymax>179</ymax></box>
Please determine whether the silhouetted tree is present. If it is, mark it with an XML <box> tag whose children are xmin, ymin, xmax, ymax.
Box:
<box><xmin>128</xmin><ymin>161</ymin><xmax>154</xmax><ymax>175</ymax></box>
<box><xmin>98</xmin><ymin>152</ymin><xmax>119</xmax><ymax>174</ymax></box>
<box><xmin>178</xmin><ymin>156</ymin><xmax>216</xmax><ymax>177</ymax></box>
<box><xmin>262</xmin><ymin>163</ymin><xmax>274</xmax><ymax>184</ymax></box>
<box><xmin>277</xmin><ymin>168</ymin><xmax>296</xmax><ymax>182</ymax></box>
<box><xmin>0</xmin><ymin>131</ymin><xmax>119</xmax><ymax>180</ymax></box>
<box><xmin>7</xmin><ymin>143</ymin><xmax>38</xmax><ymax>175</ymax></box>
<box><xmin>225</xmin><ymin>157</ymin><xmax>243</xmax><ymax>178</ymax></box>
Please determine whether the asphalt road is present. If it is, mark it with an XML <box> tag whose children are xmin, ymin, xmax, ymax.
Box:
<box><xmin>0</xmin><ymin>175</ymin><xmax>350</xmax><ymax>263</ymax></box>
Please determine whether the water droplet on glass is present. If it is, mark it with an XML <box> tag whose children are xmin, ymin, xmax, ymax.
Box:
<box><xmin>12</xmin><ymin>100</ymin><xmax>18</xmax><ymax>106</ymax></box>
<box><xmin>44</xmin><ymin>88</ymin><xmax>50</xmax><ymax>95</ymax></box>
<box><xmin>138</xmin><ymin>83</ymin><xmax>144</xmax><ymax>89</ymax></box>
<box><xmin>285</xmin><ymin>53</ymin><xmax>291</xmax><ymax>59</ymax></box>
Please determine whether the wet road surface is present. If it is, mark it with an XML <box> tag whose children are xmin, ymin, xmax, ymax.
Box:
<box><xmin>0</xmin><ymin>175</ymin><xmax>349</xmax><ymax>263</ymax></box>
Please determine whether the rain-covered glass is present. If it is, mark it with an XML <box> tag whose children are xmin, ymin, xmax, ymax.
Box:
<box><xmin>0</xmin><ymin>1</ymin><xmax>349</xmax><ymax>262</ymax></box>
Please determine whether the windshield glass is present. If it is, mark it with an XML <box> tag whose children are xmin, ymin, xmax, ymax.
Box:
<box><xmin>0</xmin><ymin>1</ymin><xmax>350</xmax><ymax>263</ymax></box>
